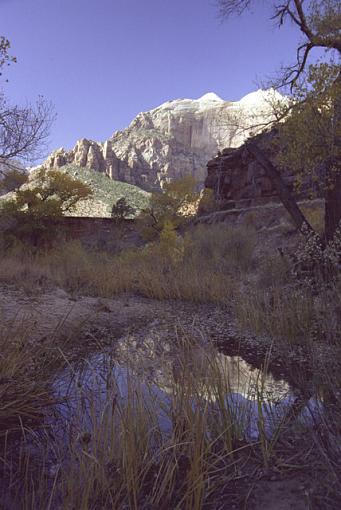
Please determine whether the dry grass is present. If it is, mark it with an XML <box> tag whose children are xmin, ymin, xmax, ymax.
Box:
<box><xmin>0</xmin><ymin>335</ymin><xmax>295</xmax><ymax>510</ymax></box>
<box><xmin>235</xmin><ymin>284</ymin><xmax>316</xmax><ymax>344</ymax></box>
<box><xmin>1</xmin><ymin>330</ymin><xmax>338</xmax><ymax>509</ymax></box>
<box><xmin>235</xmin><ymin>249</ymin><xmax>341</xmax><ymax>346</ymax></box>
<box><xmin>0</xmin><ymin>323</ymin><xmax>58</xmax><ymax>439</ymax></box>
<box><xmin>1</xmin><ymin>222</ymin><xmax>341</xmax><ymax>508</ymax></box>
<box><xmin>0</xmin><ymin>223</ymin><xmax>257</xmax><ymax>303</ymax></box>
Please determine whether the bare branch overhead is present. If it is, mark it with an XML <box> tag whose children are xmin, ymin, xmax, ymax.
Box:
<box><xmin>217</xmin><ymin>0</ymin><xmax>341</xmax><ymax>88</ymax></box>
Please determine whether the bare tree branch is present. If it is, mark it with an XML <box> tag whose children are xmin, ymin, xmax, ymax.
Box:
<box><xmin>0</xmin><ymin>94</ymin><xmax>56</xmax><ymax>167</ymax></box>
<box><xmin>217</xmin><ymin>0</ymin><xmax>252</xmax><ymax>18</ymax></box>
<box><xmin>217</xmin><ymin>0</ymin><xmax>341</xmax><ymax>88</ymax></box>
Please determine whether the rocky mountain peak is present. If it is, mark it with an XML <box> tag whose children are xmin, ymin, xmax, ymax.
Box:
<box><xmin>198</xmin><ymin>92</ymin><xmax>224</xmax><ymax>103</ymax></box>
<box><xmin>44</xmin><ymin>89</ymin><xmax>285</xmax><ymax>191</ymax></box>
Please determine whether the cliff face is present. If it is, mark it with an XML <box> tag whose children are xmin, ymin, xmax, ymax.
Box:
<box><xmin>203</xmin><ymin>130</ymin><xmax>301</xmax><ymax>212</ymax></box>
<box><xmin>45</xmin><ymin>90</ymin><xmax>284</xmax><ymax>191</ymax></box>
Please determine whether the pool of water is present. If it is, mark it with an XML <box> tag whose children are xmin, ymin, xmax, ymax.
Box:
<box><xmin>52</xmin><ymin>331</ymin><xmax>322</xmax><ymax>443</ymax></box>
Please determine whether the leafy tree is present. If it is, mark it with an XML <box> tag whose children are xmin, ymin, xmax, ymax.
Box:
<box><xmin>111</xmin><ymin>197</ymin><xmax>135</xmax><ymax>222</ymax></box>
<box><xmin>0</xmin><ymin>168</ymin><xmax>92</xmax><ymax>245</ymax></box>
<box><xmin>16</xmin><ymin>167</ymin><xmax>93</xmax><ymax>214</ymax></box>
<box><xmin>272</xmin><ymin>63</ymin><xmax>340</xmax><ymax>238</ymax></box>
<box><xmin>139</xmin><ymin>176</ymin><xmax>199</xmax><ymax>240</ymax></box>
<box><xmin>217</xmin><ymin>0</ymin><xmax>341</xmax><ymax>240</ymax></box>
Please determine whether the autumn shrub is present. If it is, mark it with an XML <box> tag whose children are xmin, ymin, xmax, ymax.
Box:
<box><xmin>138</xmin><ymin>176</ymin><xmax>199</xmax><ymax>241</ymax></box>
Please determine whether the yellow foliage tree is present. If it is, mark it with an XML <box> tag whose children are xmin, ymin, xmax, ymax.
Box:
<box><xmin>273</xmin><ymin>62</ymin><xmax>341</xmax><ymax>240</ymax></box>
<box><xmin>218</xmin><ymin>1</ymin><xmax>341</xmax><ymax>240</ymax></box>
<box><xmin>139</xmin><ymin>176</ymin><xmax>199</xmax><ymax>240</ymax></box>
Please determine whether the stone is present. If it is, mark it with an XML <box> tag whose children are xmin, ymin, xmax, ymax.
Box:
<box><xmin>43</xmin><ymin>89</ymin><xmax>286</xmax><ymax>192</ymax></box>
<box><xmin>200</xmin><ymin>129</ymin><xmax>313</xmax><ymax>214</ymax></box>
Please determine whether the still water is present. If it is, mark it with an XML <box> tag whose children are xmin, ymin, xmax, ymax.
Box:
<box><xmin>53</xmin><ymin>331</ymin><xmax>322</xmax><ymax>442</ymax></box>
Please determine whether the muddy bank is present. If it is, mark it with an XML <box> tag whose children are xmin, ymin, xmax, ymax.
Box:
<box><xmin>0</xmin><ymin>284</ymin><xmax>334</xmax><ymax>392</ymax></box>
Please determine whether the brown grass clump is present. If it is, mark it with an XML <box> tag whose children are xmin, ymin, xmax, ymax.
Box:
<box><xmin>1</xmin><ymin>220</ymin><xmax>341</xmax><ymax>507</ymax></box>
<box><xmin>0</xmin><ymin>323</ymin><xmax>57</xmax><ymax>439</ymax></box>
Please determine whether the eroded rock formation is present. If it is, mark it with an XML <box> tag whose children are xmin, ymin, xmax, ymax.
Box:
<box><xmin>203</xmin><ymin>130</ymin><xmax>299</xmax><ymax>212</ymax></box>
<box><xmin>45</xmin><ymin>90</ymin><xmax>284</xmax><ymax>191</ymax></box>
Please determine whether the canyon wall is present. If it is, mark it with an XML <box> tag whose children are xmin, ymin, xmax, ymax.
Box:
<box><xmin>45</xmin><ymin>90</ymin><xmax>284</xmax><ymax>191</ymax></box>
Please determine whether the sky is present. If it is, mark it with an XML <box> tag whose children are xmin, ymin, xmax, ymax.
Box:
<box><xmin>1</xmin><ymin>0</ymin><xmax>314</xmax><ymax>157</ymax></box>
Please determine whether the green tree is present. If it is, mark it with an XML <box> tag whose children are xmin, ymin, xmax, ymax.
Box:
<box><xmin>111</xmin><ymin>197</ymin><xmax>135</xmax><ymax>223</ymax></box>
<box><xmin>218</xmin><ymin>0</ymin><xmax>341</xmax><ymax>240</ymax></box>
<box><xmin>0</xmin><ymin>168</ymin><xmax>92</xmax><ymax>245</ymax></box>
<box><xmin>139</xmin><ymin>176</ymin><xmax>199</xmax><ymax>240</ymax></box>
<box><xmin>273</xmin><ymin>63</ymin><xmax>340</xmax><ymax>240</ymax></box>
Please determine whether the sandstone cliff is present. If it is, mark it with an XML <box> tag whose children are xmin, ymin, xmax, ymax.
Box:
<box><xmin>203</xmin><ymin>131</ymin><xmax>297</xmax><ymax>211</ymax></box>
<box><xmin>45</xmin><ymin>90</ymin><xmax>284</xmax><ymax>191</ymax></box>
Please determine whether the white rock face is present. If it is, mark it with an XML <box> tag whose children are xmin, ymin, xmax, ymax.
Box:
<box><xmin>45</xmin><ymin>89</ymin><xmax>284</xmax><ymax>191</ymax></box>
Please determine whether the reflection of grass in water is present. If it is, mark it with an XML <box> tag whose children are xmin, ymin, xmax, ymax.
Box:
<box><xmin>58</xmin><ymin>345</ymin><xmax>263</xmax><ymax>509</ymax></box>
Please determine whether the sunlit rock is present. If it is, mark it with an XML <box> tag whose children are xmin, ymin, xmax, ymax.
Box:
<box><xmin>44</xmin><ymin>89</ymin><xmax>285</xmax><ymax>191</ymax></box>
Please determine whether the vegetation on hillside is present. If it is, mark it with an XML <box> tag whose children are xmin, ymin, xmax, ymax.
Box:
<box><xmin>59</xmin><ymin>164</ymin><xmax>150</xmax><ymax>217</ymax></box>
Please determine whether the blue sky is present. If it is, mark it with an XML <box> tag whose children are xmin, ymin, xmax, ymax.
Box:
<box><xmin>1</xmin><ymin>0</ymin><xmax>312</xmax><ymax>156</ymax></box>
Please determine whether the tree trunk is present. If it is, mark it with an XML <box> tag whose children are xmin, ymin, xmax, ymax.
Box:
<box><xmin>325</xmin><ymin>170</ymin><xmax>341</xmax><ymax>241</ymax></box>
<box><xmin>325</xmin><ymin>70</ymin><xmax>341</xmax><ymax>241</ymax></box>
<box><xmin>246</xmin><ymin>141</ymin><xmax>315</xmax><ymax>235</ymax></box>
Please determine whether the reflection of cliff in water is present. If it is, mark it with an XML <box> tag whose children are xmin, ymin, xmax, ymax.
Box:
<box><xmin>52</xmin><ymin>330</ymin><xmax>324</xmax><ymax>443</ymax></box>
<box><xmin>109</xmin><ymin>332</ymin><xmax>291</xmax><ymax>400</ymax></box>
